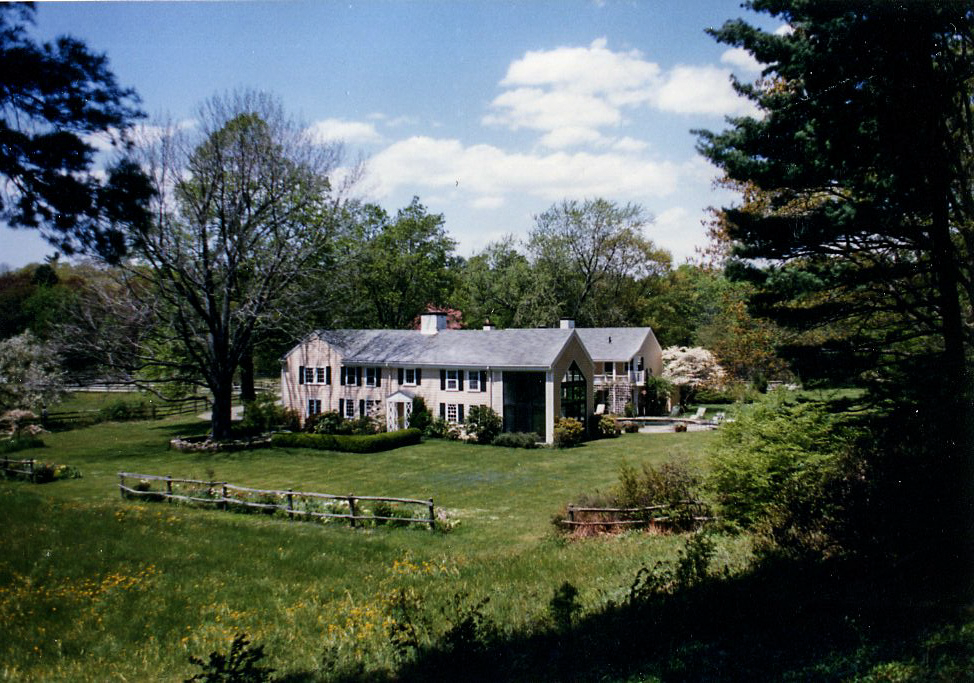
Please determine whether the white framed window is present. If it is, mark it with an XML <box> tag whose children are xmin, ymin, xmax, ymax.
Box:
<box><xmin>404</xmin><ymin>368</ymin><xmax>417</xmax><ymax>385</ymax></box>
<box><xmin>344</xmin><ymin>400</ymin><xmax>355</xmax><ymax>419</ymax></box>
<box><xmin>445</xmin><ymin>369</ymin><xmax>459</xmax><ymax>391</ymax></box>
<box><xmin>365</xmin><ymin>399</ymin><xmax>380</xmax><ymax>416</ymax></box>
<box><xmin>366</xmin><ymin>367</ymin><xmax>378</xmax><ymax>387</ymax></box>
<box><xmin>304</xmin><ymin>367</ymin><xmax>315</xmax><ymax>384</ymax></box>
<box><xmin>467</xmin><ymin>370</ymin><xmax>480</xmax><ymax>392</ymax></box>
<box><xmin>316</xmin><ymin>367</ymin><xmax>326</xmax><ymax>383</ymax></box>
<box><xmin>446</xmin><ymin>403</ymin><xmax>458</xmax><ymax>423</ymax></box>
<box><xmin>307</xmin><ymin>399</ymin><xmax>321</xmax><ymax>416</ymax></box>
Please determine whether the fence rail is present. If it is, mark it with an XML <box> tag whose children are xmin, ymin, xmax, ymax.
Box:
<box><xmin>39</xmin><ymin>396</ymin><xmax>211</xmax><ymax>427</ymax></box>
<box><xmin>562</xmin><ymin>500</ymin><xmax>714</xmax><ymax>529</ymax></box>
<box><xmin>117</xmin><ymin>472</ymin><xmax>436</xmax><ymax>530</ymax></box>
<box><xmin>1</xmin><ymin>457</ymin><xmax>37</xmax><ymax>481</ymax></box>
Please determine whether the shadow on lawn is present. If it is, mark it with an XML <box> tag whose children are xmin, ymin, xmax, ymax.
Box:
<box><xmin>373</xmin><ymin>557</ymin><xmax>971</xmax><ymax>683</ymax></box>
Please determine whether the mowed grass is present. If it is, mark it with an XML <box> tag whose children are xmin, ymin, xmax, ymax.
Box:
<box><xmin>0</xmin><ymin>414</ymin><xmax>741</xmax><ymax>681</ymax></box>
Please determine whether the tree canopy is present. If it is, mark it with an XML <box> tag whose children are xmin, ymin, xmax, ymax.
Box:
<box><xmin>0</xmin><ymin>3</ymin><xmax>152</xmax><ymax>262</ymax></box>
<box><xmin>696</xmin><ymin>1</ymin><xmax>974</xmax><ymax>387</ymax></box>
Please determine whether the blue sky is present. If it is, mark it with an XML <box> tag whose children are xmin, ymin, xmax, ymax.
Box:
<box><xmin>2</xmin><ymin>0</ymin><xmax>781</xmax><ymax>269</ymax></box>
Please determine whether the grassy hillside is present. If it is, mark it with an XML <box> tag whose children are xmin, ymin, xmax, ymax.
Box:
<box><xmin>1</xmin><ymin>415</ymin><xmax>737</xmax><ymax>680</ymax></box>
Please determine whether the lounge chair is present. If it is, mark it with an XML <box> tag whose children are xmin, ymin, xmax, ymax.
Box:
<box><xmin>693</xmin><ymin>406</ymin><xmax>706</xmax><ymax>419</ymax></box>
<box><xmin>668</xmin><ymin>405</ymin><xmax>681</xmax><ymax>417</ymax></box>
<box><xmin>595</xmin><ymin>404</ymin><xmax>605</xmax><ymax>415</ymax></box>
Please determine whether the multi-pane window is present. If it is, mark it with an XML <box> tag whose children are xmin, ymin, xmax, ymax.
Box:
<box><xmin>344</xmin><ymin>400</ymin><xmax>355</xmax><ymax>419</ymax></box>
<box><xmin>404</xmin><ymin>368</ymin><xmax>417</xmax><ymax>385</ymax></box>
<box><xmin>467</xmin><ymin>371</ymin><xmax>479</xmax><ymax>391</ymax></box>
<box><xmin>561</xmin><ymin>362</ymin><xmax>586</xmax><ymax>421</ymax></box>
<box><xmin>445</xmin><ymin>369</ymin><xmax>459</xmax><ymax>390</ymax></box>
<box><xmin>316</xmin><ymin>367</ymin><xmax>327</xmax><ymax>383</ymax></box>
<box><xmin>366</xmin><ymin>367</ymin><xmax>378</xmax><ymax>387</ymax></box>
<box><xmin>307</xmin><ymin>399</ymin><xmax>321</xmax><ymax>416</ymax></box>
<box><xmin>365</xmin><ymin>399</ymin><xmax>380</xmax><ymax>416</ymax></box>
<box><xmin>304</xmin><ymin>367</ymin><xmax>315</xmax><ymax>384</ymax></box>
<box><xmin>446</xmin><ymin>403</ymin><xmax>458</xmax><ymax>423</ymax></box>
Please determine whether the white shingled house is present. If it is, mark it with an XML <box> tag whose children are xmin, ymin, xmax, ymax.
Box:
<box><xmin>573</xmin><ymin>324</ymin><xmax>663</xmax><ymax>415</ymax></box>
<box><xmin>281</xmin><ymin>312</ymin><xmax>595</xmax><ymax>444</ymax></box>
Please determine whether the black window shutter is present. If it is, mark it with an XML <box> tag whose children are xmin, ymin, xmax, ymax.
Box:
<box><xmin>359</xmin><ymin>399</ymin><xmax>365</xmax><ymax>417</ymax></box>
<box><xmin>375</xmin><ymin>367</ymin><xmax>381</xmax><ymax>387</ymax></box>
<box><xmin>326</xmin><ymin>366</ymin><xmax>332</xmax><ymax>385</ymax></box>
<box><xmin>340</xmin><ymin>367</ymin><xmax>346</xmax><ymax>385</ymax></box>
<box><xmin>339</xmin><ymin>398</ymin><xmax>344</xmax><ymax>416</ymax></box>
<box><xmin>458</xmin><ymin>404</ymin><xmax>464</xmax><ymax>423</ymax></box>
<box><xmin>416</xmin><ymin>368</ymin><xmax>422</xmax><ymax>383</ymax></box>
<box><xmin>440</xmin><ymin>370</ymin><xmax>446</xmax><ymax>390</ymax></box>
<box><xmin>439</xmin><ymin>403</ymin><xmax>446</xmax><ymax>419</ymax></box>
<box><xmin>398</xmin><ymin>368</ymin><xmax>404</xmax><ymax>385</ymax></box>
<box><xmin>480</xmin><ymin>370</ymin><xmax>487</xmax><ymax>391</ymax></box>
<box><xmin>458</xmin><ymin>372</ymin><xmax>464</xmax><ymax>391</ymax></box>
<box><xmin>356</xmin><ymin>367</ymin><xmax>362</xmax><ymax>386</ymax></box>
<box><xmin>298</xmin><ymin>366</ymin><xmax>305</xmax><ymax>384</ymax></box>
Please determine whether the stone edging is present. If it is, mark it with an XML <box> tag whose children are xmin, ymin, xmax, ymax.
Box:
<box><xmin>169</xmin><ymin>435</ymin><xmax>273</xmax><ymax>453</ymax></box>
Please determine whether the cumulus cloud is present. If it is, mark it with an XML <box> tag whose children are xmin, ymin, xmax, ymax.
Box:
<box><xmin>307</xmin><ymin>118</ymin><xmax>382</xmax><ymax>145</ymax></box>
<box><xmin>720</xmin><ymin>47</ymin><xmax>763</xmax><ymax>73</ymax></box>
<box><xmin>485</xmin><ymin>37</ymin><xmax>757</xmax><ymax>149</ymax></box>
<box><xmin>655</xmin><ymin>65</ymin><xmax>759</xmax><ymax>116</ymax></box>
<box><xmin>369</xmin><ymin>135</ymin><xmax>681</xmax><ymax>206</ymax></box>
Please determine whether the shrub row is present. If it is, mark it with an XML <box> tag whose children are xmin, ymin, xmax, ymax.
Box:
<box><xmin>271</xmin><ymin>428</ymin><xmax>422</xmax><ymax>453</ymax></box>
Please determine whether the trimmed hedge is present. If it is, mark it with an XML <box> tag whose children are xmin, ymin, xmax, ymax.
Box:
<box><xmin>271</xmin><ymin>428</ymin><xmax>422</xmax><ymax>454</ymax></box>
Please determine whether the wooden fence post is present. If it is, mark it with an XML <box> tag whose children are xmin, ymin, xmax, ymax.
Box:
<box><xmin>119</xmin><ymin>473</ymin><xmax>125</xmax><ymax>499</ymax></box>
<box><xmin>28</xmin><ymin>459</ymin><xmax>35</xmax><ymax>483</ymax></box>
<box><xmin>428</xmin><ymin>498</ymin><xmax>436</xmax><ymax>531</ymax></box>
<box><xmin>348</xmin><ymin>495</ymin><xmax>357</xmax><ymax>528</ymax></box>
<box><xmin>221</xmin><ymin>483</ymin><xmax>228</xmax><ymax>510</ymax></box>
<box><xmin>287</xmin><ymin>489</ymin><xmax>294</xmax><ymax>519</ymax></box>
<box><xmin>166</xmin><ymin>475</ymin><xmax>173</xmax><ymax>502</ymax></box>
<box><xmin>568</xmin><ymin>504</ymin><xmax>575</xmax><ymax>525</ymax></box>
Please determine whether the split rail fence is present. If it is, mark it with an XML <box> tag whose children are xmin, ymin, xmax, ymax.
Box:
<box><xmin>562</xmin><ymin>501</ymin><xmax>714</xmax><ymax>530</ymax></box>
<box><xmin>117</xmin><ymin>472</ymin><xmax>436</xmax><ymax>530</ymax></box>
<box><xmin>1</xmin><ymin>457</ymin><xmax>39</xmax><ymax>482</ymax></box>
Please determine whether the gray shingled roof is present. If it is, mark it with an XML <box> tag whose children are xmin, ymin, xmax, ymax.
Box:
<box><xmin>574</xmin><ymin>327</ymin><xmax>654</xmax><ymax>361</ymax></box>
<box><xmin>313</xmin><ymin>328</ymin><xmax>580</xmax><ymax>369</ymax></box>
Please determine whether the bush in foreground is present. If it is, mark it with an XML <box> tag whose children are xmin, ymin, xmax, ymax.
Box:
<box><xmin>271</xmin><ymin>428</ymin><xmax>421</xmax><ymax>454</ymax></box>
<box><xmin>708</xmin><ymin>395</ymin><xmax>861</xmax><ymax>559</ymax></box>
<box><xmin>553</xmin><ymin>417</ymin><xmax>584</xmax><ymax>448</ymax></box>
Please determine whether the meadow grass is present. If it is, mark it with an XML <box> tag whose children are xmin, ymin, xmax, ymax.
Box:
<box><xmin>0</xmin><ymin>415</ymin><xmax>739</xmax><ymax>681</ymax></box>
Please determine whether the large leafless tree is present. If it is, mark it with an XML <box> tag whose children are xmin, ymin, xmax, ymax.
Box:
<box><xmin>68</xmin><ymin>91</ymin><xmax>356</xmax><ymax>439</ymax></box>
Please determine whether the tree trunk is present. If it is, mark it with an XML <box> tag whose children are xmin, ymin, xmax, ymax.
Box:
<box><xmin>210</xmin><ymin>380</ymin><xmax>234</xmax><ymax>441</ymax></box>
<box><xmin>239</xmin><ymin>347</ymin><xmax>256</xmax><ymax>403</ymax></box>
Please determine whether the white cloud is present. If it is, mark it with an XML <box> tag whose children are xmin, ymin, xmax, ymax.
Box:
<box><xmin>484</xmin><ymin>87</ymin><xmax>622</xmax><ymax>132</ymax></box>
<box><xmin>655</xmin><ymin>65</ymin><xmax>758</xmax><ymax>116</ymax></box>
<box><xmin>720</xmin><ymin>47</ymin><xmax>763</xmax><ymax>73</ymax></box>
<box><xmin>307</xmin><ymin>118</ymin><xmax>382</xmax><ymax>145</ymax></box>
<box><xmin>369</xmin><ymin>135</ymin><xmax>681</xmax><ymax>205</ymax></box>
<box><xmin>471</xmin><ymin>195</ymin><xmax>506</xmax><ymax>209</ymax></box>
<box><xmin>485</xmin><ymin>38</ymin><xmax>757</xmax><ymax>149</ymax></box>
<box><xmin>650</xmin><ymin>206</ymin><xmax>705</xmax><ymax>262</ymax></box>
<box><xmin>539</xmin><ymin>126</ymin><xmax>608</xmax><ymax>149</ymax></box>
<box><xmin>612</xmin><ymin>136</ymin><xmax>649</xmax><ymax>153</ymax></box>
<box><xmin>775</xmin><ymin>23</ymin><xmax>794</xmax><ymax>36</ymax></box>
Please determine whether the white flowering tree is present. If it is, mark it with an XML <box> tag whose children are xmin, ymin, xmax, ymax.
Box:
<box><xmin>662</xmin><ymin>346</ymin><xmax>725</xmax><ymax>408</ymax></box>
<box><xmin>0</xmin><ymin>331</ymin><xmax>66</xmax><ymax>411</ymax></box>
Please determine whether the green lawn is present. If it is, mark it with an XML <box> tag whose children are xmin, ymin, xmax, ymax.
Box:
<box><xmin>0</xmin><ymin>415</ymin><xmax>739</xmax><ymax>681</ymax></box>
